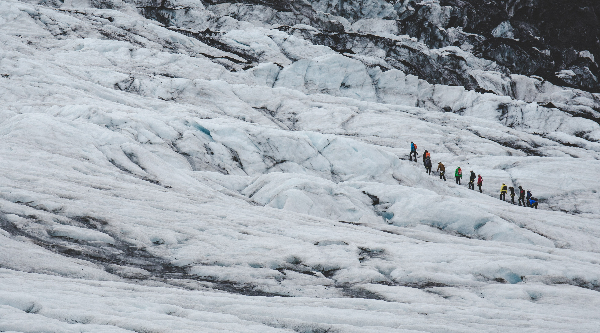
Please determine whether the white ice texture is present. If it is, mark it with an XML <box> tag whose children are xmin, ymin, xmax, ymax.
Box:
<box><xmin>0</xmin><ymin>0</ymin><xmax>600</xmax><ymax>332</ymax></box>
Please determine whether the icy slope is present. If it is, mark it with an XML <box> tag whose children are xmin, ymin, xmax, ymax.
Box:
<box><xmin>3</xmin><ymin>269</ymin><xmax>600</xmax><ymax>333</ymax></box>
<box><xmin>1</xmin><ymin>0</ymin><xmax>600</xmax><ymax>332</ymax></box>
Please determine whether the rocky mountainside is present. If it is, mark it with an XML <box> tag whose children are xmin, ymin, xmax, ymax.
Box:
<box><xmin>440</xmin><ymin>0</ymin><xmax>600</xmax><ymax>92</ymax></box>
<box><xmin>1</xmin><ymin>0</ymin><xmax>600</xmax><ymax>332</ymax></box>
<box><xmin>130</xmin><ymin>0</ymin><xmax>600</xmax><ymax>92</ymax></box>
<box><xmin>119</xmin><ymin>0</ymin><xmax>600</xmax><ymax>123</ymax></box>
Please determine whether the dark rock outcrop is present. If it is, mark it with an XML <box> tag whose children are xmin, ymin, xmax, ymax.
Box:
<box><xmin>125</xmin><ymin>0</ymin><xmax>600</xmax><ymax>93</ymax></box>
<box><xmin>439</xmin><ymin>0</ymin><xmax>600</xmax><ymax>92</ymax></box>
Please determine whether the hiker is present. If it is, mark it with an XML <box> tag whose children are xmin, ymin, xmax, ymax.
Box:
<box><xmin>529</xmin><ymin>197</ymin><xmax>538</xmax><ymax>209</ymax></box>
<box><xmin>455</xmin><ymin>167</ymin><xmax>462</xmax><ymax>185</ymax></box>
<box><xmin>518</xmin><ymin>186</ymin><xmax>526</xmax><ymax>206</ymax></box>
<box><xmin>423</xmin><ymin>150</ymin><xmax>429</xmax><ymax>166</ymax></box>
<box><xmin>409</xmin><ymin>142</ymin><xmax>417</xmax><ymax>161</ymax></box>
<box><xmin>526</xmin><ymin>190</ymin><xmax>533</xmax><ymax>207</ymax></box>
<box><xmin>509</xmin><ymin>186</ymin><xmax>515</xmax><ymax>204</ymax></box>
<box><xmin>437</xmin><ymin>162</ymin><xmax>446</xmax><ymax>181</ymax></box>
<box><xmin>425</xmin><ymin>157</ymin><xmax>432</xmax><ymax>175</ymax></box>
<box><xmin>500</xmin><ymin>183</ymin><xmax>507</xmax><ymax>201</ymax></box>
<box><xmin>477</xmin><ymin>174</ymin><xmax>483</xmax><ymax>193</ymax></box>
<box><xmin>468</xmin><ymin>171</ymin><xmax>476</xmax><ymax>190</ymax></box>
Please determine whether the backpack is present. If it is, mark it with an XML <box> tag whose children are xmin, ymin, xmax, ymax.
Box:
<box><xmin>458</xmin><ymin>169</ymin><xmax>462</xmax><ymax>176</ymax></box>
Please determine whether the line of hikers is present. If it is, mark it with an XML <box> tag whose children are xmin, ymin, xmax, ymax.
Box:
<box><xmin>410</xmin><ymin>142</ymin><xmax>538</xmax><ymax>208</ymax></box>
<box><xmin>500</xmin><ymin>184</ymin><xmax>538</xmax><ymax>208</ymax></box>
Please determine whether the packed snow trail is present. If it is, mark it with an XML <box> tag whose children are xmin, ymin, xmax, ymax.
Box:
<box><xmin>1</xmin><ymin>0</ymin><xmax>600</xmax><ymax>332</ymax></box>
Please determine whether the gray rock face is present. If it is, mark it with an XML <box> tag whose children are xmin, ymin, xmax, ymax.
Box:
<box><xmin>439</xmin><ymin>0</ymin><xmax>600</xmax><ymax>93</ymax></box>
<box><xmin>124</xmin><ymin>0</ymin><xmax>600</xmax><ymax>93</ymax></box>
<box><xmin>26</xmin><ymin>0</ymin><xmax>600</xmax><ymax>125</ymax></box>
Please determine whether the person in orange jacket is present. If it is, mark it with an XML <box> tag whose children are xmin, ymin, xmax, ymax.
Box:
<box><xmin>425</xmin><ymin>157</ymin><xmax>432</xmax><ymax>175</ymax></box>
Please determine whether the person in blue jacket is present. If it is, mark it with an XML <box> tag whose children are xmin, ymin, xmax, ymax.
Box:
<box><xmin>409</xmin><ymin>142</ymin><xmax>417</xmax><ymax>161</ymax></box>
<box><xmin>529</xmin><ymin>197</ymin><xmax>538</xmax><ymax>209</ymax></box>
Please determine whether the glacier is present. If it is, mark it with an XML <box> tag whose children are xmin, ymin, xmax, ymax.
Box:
<box><xmin>1</xmin><ymin>0</ymin><xmax>600</xmax><ymax>332</ymax></box>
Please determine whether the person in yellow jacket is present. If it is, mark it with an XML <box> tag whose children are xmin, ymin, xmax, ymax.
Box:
<box><xmin>500</xmin><ymin>183</ymin><xmax>508</xmax><ymax>201</ymax></box>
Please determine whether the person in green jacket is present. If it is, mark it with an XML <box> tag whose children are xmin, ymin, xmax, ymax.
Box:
<box><xmin>500</xmin><ymin>183</ymin><xmax>508</xmax><ymax>201</ymax></box>
<box><xmin>455</xmin><ymin>167</ymin><xmax>462</xmax><ymax>185</ymax></box>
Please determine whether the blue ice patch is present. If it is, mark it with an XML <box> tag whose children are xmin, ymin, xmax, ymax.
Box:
<box><xmin>497</xmin><ymin>268</ymin><xmax>523</xmax><ymax>284</ymax></box>
<box><xmin>194</xmin><ymin>124</ymin><xmax>213</xmax><ymax>140</ymax></box>
<box><xmin>379</xmin><ymin>211</ymin><xmax>394</xmax><ymax>221</ymax></box>
<box><xmin>504</xmin><ymin>272</ymin><xmax>522</xmax><ymax>284</ymax></box>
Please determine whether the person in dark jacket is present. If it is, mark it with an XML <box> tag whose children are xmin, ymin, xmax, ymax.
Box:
<box><xmin>437</xmin><ymin>162</ymin><xmax>446</xmax><ymax>181</ymax></box>
<box><xmin>500</xmin><ymin>183</ymin><xmax>508</xmax><ymax>201</ymax></box>
<box><xmin>455</xmin><ymin>167</ymin><xmax>462</xmax><ymax>185</ymax></box>
<box><xmin>509</xmin><ymin>186</ymin><xmax>515</xmax><ymax>204</ymax></box>
<box><xmin>423</xmin><ymin>150</ymin><xmax>429</xmax><ymax>166</ymax></box>
<box><xmin>410</xmin><ymin>142</ymin><xmax>417</xmax><ymax>161</ymax></box>
<box><xmin>518</xmin><ymin>186</ymin><xmax>526</xmax><ymax>206</ymax></box>
<box><xmin>526</xmin><ymin>190</ymin><xmax>533</xmax><ymax>207</ymax></box>
<box><xmin>468</xmin><ymin>171</ymin><xmax>476</xmax><ymax>190</ymax></box>
<box><xmin>477</xmin><ymin>175</ymin><xmax>483</xmax><ymax>193</ymax></box>
<box><xmin>425</xmin><ymin>157</ymin><xmax>432</xmax><ymax>175</ymax></box>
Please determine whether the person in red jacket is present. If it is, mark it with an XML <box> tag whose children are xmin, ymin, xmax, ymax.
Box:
<box><xmin>477</xmin><ymin>175</ymin><xmax>483</xmax><ymax>193</ymax></box>
<box><xmin>518</xmin><ymin>186</ymin><xmax>526</xmax><ymax>206</ymax></box>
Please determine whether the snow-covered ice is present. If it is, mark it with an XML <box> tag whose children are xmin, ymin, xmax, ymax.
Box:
<box><xmin>1</xmin><ymin>0</ymin><xmax>599</xmax><ymax>332</ymax></box>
